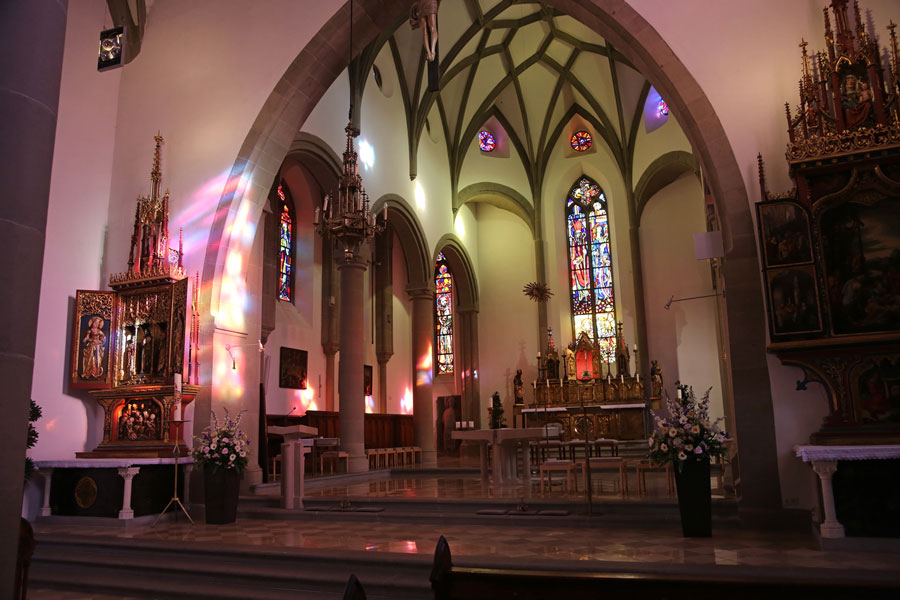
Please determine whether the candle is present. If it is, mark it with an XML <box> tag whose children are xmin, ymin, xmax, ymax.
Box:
<box><xmin>607</xmin><ymin>374</ymin><xmax>611</xmax><ymax>384</ymax></box>
<box><xmin>314</xmin><ymin>207</ymin><xmax>320</xmax><ymax>225</ymax></box>
<box><xmin>538</xmin><ymin>352</ymin><xmax>541</xmax><ymax>358</ymax></box>
<box><xmin>633</xmin><ymin>344</ymin><xmax>637</xmax><ymax>353</ymax></box>
<box><xmin>620</xmin><ymin>373</ymin><xmax>624</xmax><ymax>383</ymax></box>
<box><xmin>677</xmin><ymin>388</ymin><xmax>683</xmax><ymax>399</ymax></box>
<box><xmin>174</xmin><ymin>373</ymin><xmax>183</xmax><ymax>420</ymax></box>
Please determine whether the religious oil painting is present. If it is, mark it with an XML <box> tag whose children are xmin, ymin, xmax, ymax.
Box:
<box><xmin>71</xmin><ymin>290</ymin><xmax>116</xmax><ymax>389</ymax></box>
<box><xmin>757</xmin><ymin>201</ymin><xmax>813</xmax><ymax>267</ymax></box>
<box><xmin>279</xmin><ymin>347</ymin><xmax>308</xmax><ymax>390</ymax></box>
<box><xmin>820</xmin><ymin>199</ymin><xmax>900</xmax><ymax>335</ymax></box>
<box><xmin>766</xmin><ymin>266</ymin><xmax>823</xmax><ymax>337</ymax></box>
<box><xmin>850</xmin><ymin>356</ymin><xmax>900</xmax><ymax>424</ymax></box>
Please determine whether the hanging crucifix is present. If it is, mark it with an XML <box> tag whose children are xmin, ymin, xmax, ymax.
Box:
<box><xmin>410</xmin><ymin>0</ymin><xmax>440</xmax><ymax>92</ymax></box>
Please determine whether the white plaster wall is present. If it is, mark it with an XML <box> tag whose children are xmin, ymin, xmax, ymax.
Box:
<box><xmin>475</xmin><ymin>205</ymin><xmax>539</xmax><ymax>421</ymax></box>
<box><xmin>388</xmin><ymin>234</ymin><xmax>413</xmax><ymax>415</ymax></box>
<box><xmin>31</xmin><ymin>0</ymin><xmax>122</xmax><ymax>459</ymax></box>
<box><xmin>639</xmin><ymin>174</ymin><xmax>725</xmax><ymax>422</ymax></box>
<box><xmin>263</xmin><ymin>164</ymin><xmax>327</xmax><ymax>415</ymax></box>
<box><xmin>632</xmin><ymin>112</ymin><xmax>693</xmax><ymax>184</ymax></box>
<box><xmin>541</xmin><ymin>126</ymin><xmax>638</xmax><ymax>353</ymax></box>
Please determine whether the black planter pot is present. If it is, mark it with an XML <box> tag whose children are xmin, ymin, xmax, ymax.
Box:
<box><xmin>203</xmin><ymin>467</ymin><xmax>241</xmax><ymax>524</ymax></box>
<box><xmin>673</xmin><ymin>456</ymin><xmax>712</xmax><ymax>537</ymax></box>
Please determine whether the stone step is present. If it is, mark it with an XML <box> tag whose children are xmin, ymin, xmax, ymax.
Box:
<box><xmin>30</xmin><ymin>535</ymin><xmax>433</xmax><ymax>600</ymax></box>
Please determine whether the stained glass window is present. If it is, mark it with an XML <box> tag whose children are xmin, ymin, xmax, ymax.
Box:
<box><xmin>565</xmin><ymin>176</ymin><xmax>616</xmax><ymax>362</ymax></box>
<box><xmin>434</xmin><ymin>252</ymin><xmax>454</xmax><ymax>374</ymax></box>
<box><xmin>478</xmin><ymin>130</ymin><xmax>496</xmax><ymax>152</ymax></box>
<box><xmin>570</xmin><ymin>130</ymin><xmax>592</xmax><ymax>152</ymax></box>
<box><xmin>278</xmin><ymin>183</ymin><xmax>294</xmax><ymax>302</ymax></box>
<box><xmin>657</xmin><ymin>99</ymin><xmax>669</xmax><ymax>117</ymax></box>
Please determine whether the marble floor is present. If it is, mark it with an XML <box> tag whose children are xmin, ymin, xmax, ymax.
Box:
<box><xmin>32</xmin><ymin>516</ymin><xmax>900</xmax><ymax>573</ymax></box>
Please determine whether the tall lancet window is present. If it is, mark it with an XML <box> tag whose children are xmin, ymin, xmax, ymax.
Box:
<box><xmin>566</xmin><ymin>176</ymin><xmax>617</xmax><ymax>361</ymax></box>
<box><xmin>434</xmin><ymin>252</ymin><xmax>454</xmax><ymax>374</ymax></box>
<box><xmin>277</xmin><ymin>182</ymin><xmax>295</xmax><ymax>302</ymax></box>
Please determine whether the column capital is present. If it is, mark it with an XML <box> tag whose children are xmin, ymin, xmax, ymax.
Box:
<box><xmin>812</xmin><ymin>460</ymin><xmax>838</xmax><ymax>479</ymax></box>
<box><xmin>406</xmin><ymin>285</ymin><xmax>434</xmax><ymax>300</ymax></box>
<box><xmin>117</xmin><ymin>466</ymin><xmax>141</xmax><ymax>480</ymax></box>
<box><xmin>336</xmin><ymin>253</ymin><xmax>369</xmax><ymax>270</ymax></box>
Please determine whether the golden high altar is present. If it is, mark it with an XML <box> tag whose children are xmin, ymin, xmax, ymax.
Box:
<box><xmin>515</xmin><ymin>326</ymin><xmax>648</xmax><ymax>441</ymax></box>
<box><xmin>71</xmin><ymin>136</ymin><xmax>200</xmax><ymax>458</ymax></box>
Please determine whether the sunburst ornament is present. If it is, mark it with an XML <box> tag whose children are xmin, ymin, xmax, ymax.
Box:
<box><xmin>523</xmin><ymin>282</ymin><xmax>553</xmax><ymax>303</ymax></box>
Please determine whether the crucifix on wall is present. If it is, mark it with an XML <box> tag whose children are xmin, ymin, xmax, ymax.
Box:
<box><xmin>410</xmin><ymin>0</ymin><xmax>440</xmax><ymax>91</ymax></box>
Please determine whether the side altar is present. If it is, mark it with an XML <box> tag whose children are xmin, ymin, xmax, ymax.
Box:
<box><xmin>72</xmin><ymin>135</ymin><xmax>200</xmax><ymax>458</ymax></box>
<box><xmin>515</xmin><ymin>326</ymin><xmax>647</xmax><ymax>441</ymax></box>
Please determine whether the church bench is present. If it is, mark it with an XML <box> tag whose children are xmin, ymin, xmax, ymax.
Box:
<box><xmin>429</xmin><ymin>536</ymin><xmax>900</xmax><ymax>600</ymax></box>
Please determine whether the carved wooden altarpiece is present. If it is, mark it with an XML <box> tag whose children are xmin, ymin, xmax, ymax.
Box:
<box><xmin>759</xmin><ymin>1</ymin><xmax>900</xmax><ymax>444</ymax></box>
<box><xmin>72</xmin><ymin>136</ymin><xmax>198</xmax><ymax>457</ymax></box>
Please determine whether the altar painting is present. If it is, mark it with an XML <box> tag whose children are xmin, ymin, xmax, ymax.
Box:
<box><xmin>71</xmin><ymin>290</ymin><xmax>116</xmax><ymax>389</ymax></box>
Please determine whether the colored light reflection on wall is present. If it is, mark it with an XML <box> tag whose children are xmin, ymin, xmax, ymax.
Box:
<box><xmin>293</xmin><ymin>387</ymin><xmax>317</xmax><ymax>415</ymax></box>
<box><xmin>416</xmin><ymin>343</ymin><xmax>432</xmax><ymax>386</ymax></box>
<box><xmin>216</xmin><ymin>199</ymin><xmax>257</xmax><ymax>331</ymax></box>
<box><xmin>401</xmin><ymin>388</ymin><xmax>413</xmax><ymax>414</ymax></box>
<box><xmin>215</xmin><ymin>344</ymin><xmax>244</xmax><ymax>402</ymax></box>
<box><xmin>454</xmin><ymin>213</ymin><xmax>465</xmax><ymax>238</ymax></box>
<box><xmin>365</xmin><ymin>394</ymin><xmax>375</xmax><ymax>414</ymax></box>
<box><xmin>358</xmin><ymin>139</ymin><xmax>374</xmax><ymax>171</ymax></box>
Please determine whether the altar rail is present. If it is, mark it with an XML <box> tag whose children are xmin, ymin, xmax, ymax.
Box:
<box><xmin>266</xmin><ymin>411</ymin><xmax>414</xmax><ymax>449</ymax></box>
<box><xmin>429</xmin><ymin>536</ymin><xmax>900</xmax><ymax>599</ymax></box>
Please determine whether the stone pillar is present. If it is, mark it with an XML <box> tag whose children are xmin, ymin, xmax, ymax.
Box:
<box><xmin>117</xmin><ymin>467</ymin><xmax>141</xmax><ymax>519</ymax></box>
<box><xmin>323</xmin><ymin>348</ymin><xmax>337</xmax><ymax>411</ymax></box>
<box><xmin>408</xmin><ymin>286</ymin><xmax>437</xmax><ymax>466</ymax></box>
<box><xmin>457</xmin><ymin>306</ymin><xmax>481</xmax><ymax>428</ymax></box>
<box><xmin>39</xmin><ymin>469</ymin><xmax>54</xmax><ymax>517</ymax></box>
<box><xmin>374</xmin><ymin>231</ymin><xmax>393</xmax><ymax>413</ymax></box>
<box><xmin>0</xmin><ymin>1</ymin><xmax>67</xmax><ymax>593</ymax></box>
<box><xmin>812</xmin><ymin>460</ymin><xmax>845</xmax><ymax>539</ymax></box>
<box><xmin>338</xmin><ymin>254</ymin><xmax>368</xmax><ymax>472</ymax></box>
<box><xmin>321</xmin><ymin>234</ymin><xmax>340</xmax><ymax>411</ymax></box>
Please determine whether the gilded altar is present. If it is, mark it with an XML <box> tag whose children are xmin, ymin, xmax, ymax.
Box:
<box><xmin>516</xmin><ymin>328</ymin><xmax>647</xmax><ymax>441</ymax></box>
<box><xmin>70</xmin><ymin>136</ymin><xmax>200</xmax><ymax>457</ymax></box>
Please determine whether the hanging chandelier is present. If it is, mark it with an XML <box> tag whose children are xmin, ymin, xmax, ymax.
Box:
<box><xmin>314</xmin><ymin>0</ymin><xmax>385</xmax><ymax>261</ymax></box>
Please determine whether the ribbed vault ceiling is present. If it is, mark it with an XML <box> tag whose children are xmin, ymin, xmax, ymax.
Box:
<box><xmin>371</xmin><ymin>0</ymin><xmax>657</xmax><ymax>197</ymax></box>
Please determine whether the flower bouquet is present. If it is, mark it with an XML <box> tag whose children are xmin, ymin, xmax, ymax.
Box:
<box><xmin>648</xmin><ymin>382</ymin><xmax>729</xmax><ymax>471</ymax></box>
<box><xmin>648</xmin><ymin>382</ymin><xmax>730</xmax><ymax>537</ymax></box>
<box><xmin>192</xmin><ymin>409</ymin><xmax>251</xmax><ymax>524</ymax></box>
<box><xmin>192</xmin><ymin>409</ymin><xmax>251</xmax><ymax>472</ymax></box>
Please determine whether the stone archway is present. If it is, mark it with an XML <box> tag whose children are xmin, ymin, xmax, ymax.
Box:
<box><xmin>201</xmin><ymin>0</ymin><xmax>779</xmax><ymax>509</ymax></box>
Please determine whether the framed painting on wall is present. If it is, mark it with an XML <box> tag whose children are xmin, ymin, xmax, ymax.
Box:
<box><xmin>279</xmin><ymin>347</ymin><xmax>307</xmax><ymax>389</ymax></box>
<box><xmin>757</xmin><ymin>200</ymin><xmax>813</xmax><ymax>268</ymax></box>
<box><xmin>70</xmin><ymin>290</ymin><xmax>116</xmax><ymax>389</ymax></box>
<box><xmin>765</xmin><ymin>265</ymin><xmax>824</xmax><ymax>338</ymax></box>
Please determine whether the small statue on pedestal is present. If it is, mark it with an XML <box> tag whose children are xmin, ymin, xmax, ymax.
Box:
<box><xmin>650</xmin><ymin>359</ymin><xmax>664</xmax><ymax>398</ymax></box>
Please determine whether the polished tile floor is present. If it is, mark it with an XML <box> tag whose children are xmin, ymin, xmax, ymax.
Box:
<box><xmin>32</xmin><ymin>516</ymin><xmax>900</xmax><ymax>572</ymax></box>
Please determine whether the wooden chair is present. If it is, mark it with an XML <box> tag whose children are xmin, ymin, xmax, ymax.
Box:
<box><xmin>578</xmin><ymin>457</ymin><xmax>627</xmax><ymax>495</ymax></box>
<box><xmin>366</xmin><ymin>449</ymin><xmax>378</xmax><ymax>470</ymax></box>
<box><xmin>636</xmin><ymin>460</ymin><xmax>674</xmax><ymax>497</ymax></box>
<box><xmin>539</xmin><ymin>459</ymin><xmax>577</xmax><ymax>493</ymax></box>
<box><xmin>269</xmin><ymin>454</ymin><xmax>281</xmax><ymax>481</ymax></box>
<box><xmin>411</xmin><ymin>446</ymin><xmax>422</xmax><ymax>465</ymax></box>
<box><xmin>320</xmin><ymin>450</ymin><xmax>349</xmax><ymax>475</ymax></box>
<box><xmin>592</xmin><ymin>438</ymin><xmax>619</xmax><ymax>457</ymax></box>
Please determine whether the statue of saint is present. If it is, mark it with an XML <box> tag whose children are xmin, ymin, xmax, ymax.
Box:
<box><xmin>410</xmin><ymin>0</ymin><xmax>439</xmax><ymax>62</ymax></box>
<box><xmin>513</xmin><ymin>369</ymin><xmax>524</xmax><ymax>404</ymax></box>
<box><xmin>489</xmin><ymin>392</ymin><xmax>505</xmax><ymax>429</ymax></box>
<box><xmin>650</xmin><ymin>359</ymin><xmax>664</xmax><ymax>398</ymax></box>
<box><xmin>81</xmin><ymin>317</ymin><xmax>106</xmax><ymax>379</ymax></box>
<box><xmin>565</xmin><ymin>347</ymin><xmax>576</xmax><ymax>379</ymax></box>
<box><xmin>141</xmin><ymin>327</ymin><xmax>153</xmax><ymax>374</ymax></box>
<box><xmin>123</xmin><ymin>333</ymin><xmax>136</xmax><ymax>380</ymax></box>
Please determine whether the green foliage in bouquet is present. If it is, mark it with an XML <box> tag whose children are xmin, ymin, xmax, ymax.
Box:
<box><xmin>649</xmin><ymin>382</ymin><xmax>730</xmax><ymax>472</ymax></box>
<box><xmin>192</xmin><ymin>409</ymin><xmax>251</xmax><ymax>472</ymax></box>
<box><xmin>25</xmin><ymin>399</ymin><xmax>42</xmax><ymax>482</ymax></box>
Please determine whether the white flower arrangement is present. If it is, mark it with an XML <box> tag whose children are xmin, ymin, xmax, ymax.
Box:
<box><xmin>192</xmin><ymin>409</ymin><xmax>251</xmax><ymax>472</ymax></box>
<box><xmin>648</xmin><ymin>382</ymin><xmax>730</xmax><ymax>472</ymax></box>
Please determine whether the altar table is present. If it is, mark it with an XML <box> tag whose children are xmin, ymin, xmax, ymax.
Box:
<box><xmin>794</xmin><ymin>444</ymin><xmax>900</xmax><ymax>539</ymax></box>
<box><xmin>452</xmin><ymin>428</ymin><xmax>545</xmax><ymax>484</ymax></box>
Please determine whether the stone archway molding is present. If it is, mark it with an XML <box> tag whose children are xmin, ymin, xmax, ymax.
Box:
<box><xmin>370</xmin><ymin>193</ymin><xmax>431</xmax><ymax>291</ymax></box>
<box><xmin>456</xmin><ymin>182</ymin><xmax>535</xmax><ymax>237</ymax></box>
<box><xmin>201</xmin><ymin>0</ymin><xmax>780</xmax><ymax>511</ymax></box>
<box><xmin>634</xmin><ymin>150</ymin><xmax>701</xmax><ymax>223</ymax></box>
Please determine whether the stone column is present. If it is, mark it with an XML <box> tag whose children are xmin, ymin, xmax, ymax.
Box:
<box><xmin>321</xmin><ymin>234</ymin><xmax>340</xmax><ymax>411</ymax></box>
<box><xmin>812</xmin><ymin>460</ymin><xmax>845</xmax><ymax>539</ymax></box>
<box><xmin>408</xmin><ymin>286</ymin><xmax>437</xmax><ymax>467</ymax></box>
<box><xmin>0</xmin><ymin>1</ymin><xmax>67</xmax><ymax>593</ymax></box>
<box><xmin>374</xmin><ymin>231</ymin><xmax>393</xmax><ymax>413</ymax></box>
<box><xmin>338</xmin><ymin>254</ymin><xmax>368</xmax><ymax>472</ymax></box>
<box><xmin>457</xmin><ymin>306</ymin><xmax>480</xmax><ymax>428</ymax></box>
<box><xmin>39</xmin><ymin>469</ymin><xmax>54</xmax><ymax>517</ymax></box>
<box><xmin>117</xmin><ymin>467</ymin><xmax>141</xmax><ymax>520</ymax></box>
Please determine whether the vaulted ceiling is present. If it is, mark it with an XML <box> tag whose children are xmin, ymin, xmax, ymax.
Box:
<box><xmin>362</xmin><ymin>0</ymin><xmax>662</xmax><ymax>203</ymax></box>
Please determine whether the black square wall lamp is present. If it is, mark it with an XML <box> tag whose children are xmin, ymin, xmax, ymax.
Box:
<box><xmin>98</xmin><ymin>27</ymin><xmax>125</xmax><ymax>71</ymax></box>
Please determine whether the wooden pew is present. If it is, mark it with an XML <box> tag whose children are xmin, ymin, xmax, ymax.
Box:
<box><xmin>429</xmin><ymin>536</ymin><xmax>900</xmax><ymax>600</ymax></box>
